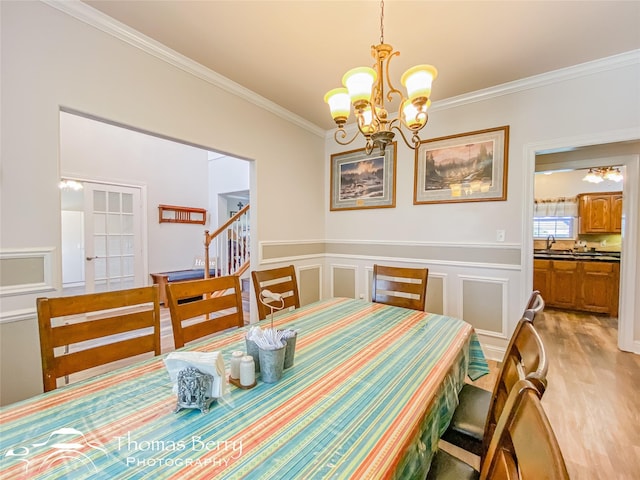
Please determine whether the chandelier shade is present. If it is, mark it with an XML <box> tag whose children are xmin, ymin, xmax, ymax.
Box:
<box><xmin>582</xmin><ymin>167</ymin><xmax>623</xmax><ymax>183</ymax></box>
<box><xmin>324</xmin><ymin>88</ymin><xmax>351</xmax><ymax>125</ymax></box>
<box><xmin>324</xmin><ymin>0</ymin><xmax>437</xmax><ymax>154</ymax></box>
<box><xmin>401</xmin><ymin>65</ymin><xmax>437</xmax><ymax>104</ymax></box>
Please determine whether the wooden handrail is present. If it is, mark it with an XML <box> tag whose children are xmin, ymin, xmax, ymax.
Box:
<box><xmin>204</xmin><ymin>205</ymin><xmax>250</xmax><ymax>279</ymax></box>
<box><xmin>205</xmin><ymin>203</ymin><xmax>250</xmax><ymax>246</ymax></box>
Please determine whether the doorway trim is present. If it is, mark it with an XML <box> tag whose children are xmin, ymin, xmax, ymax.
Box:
<box><xmin>522</xmin><ymin>128</ymin><xmax>639</xmax><ymax>353</ymax></box>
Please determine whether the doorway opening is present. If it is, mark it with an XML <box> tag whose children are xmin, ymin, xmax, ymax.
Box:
<box><xmin>59</xmin><ymin>110</ymin><xmax>253</xmax><ymax>319</ymax></box>
<box><xmin>532</xmin><ymin>164</ymin><xmax>624</xmax><ymax>328</ymax></box>
<box><xmin>528</xmin><ymin>139</ymin><xmax>639</xmax><ymax>353</ymax></box>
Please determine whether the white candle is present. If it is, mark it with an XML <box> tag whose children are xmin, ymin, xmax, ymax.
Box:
<box><xmin>240</xmin><ymin>355</ymin><xmax>255</xmax><ymax>387</ymax></box>
<box><xmin>230</xmin><ymin>350</ymin><xmax>244</xmax><ymax>379</ymax></box>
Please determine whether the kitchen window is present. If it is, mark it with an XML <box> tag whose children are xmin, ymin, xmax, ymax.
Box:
<box><xmin>533</xmin><ymin>216</ymin><xmax>576</xmax><ymax>239</ymax></box>
<box><xmin>533</xmin><ymin>197</ymin><xmax>578</xmax><ymax>239</ymax></box>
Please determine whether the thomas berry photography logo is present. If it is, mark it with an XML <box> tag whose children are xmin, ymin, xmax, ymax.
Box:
<box><xmin>3</xmin><ymin>427</ymin><xmax>107</xmax><ymax>476</ymax></box>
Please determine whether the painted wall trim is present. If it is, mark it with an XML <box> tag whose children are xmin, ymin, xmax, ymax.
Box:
<box><xmin>0</xmin><ymin>248</ymin><xmax>55</xmax><ymax>297</ymax></box>
<box><xmin>260</xmin><ymin>239</ymin><xmax>522</xmax><ymax>269</ymax></box>
<box><xmin>0</xmin><ymin>308</ymin><xmax>37</xmax><ymax>325</ymax></box>
<box><xmin>42</xmin><ymin>0</ymin><xmax>325</xmax><ymax>138</ymax></box>
<box><xmin>479</xmin><ymin>343</ymin><xmax>506</xmax><ymax>363</ymax></box>
<box><xmin>431</xmin><ymin>50</ymin><xmax>640</xmax><ymax>112</ymax></box>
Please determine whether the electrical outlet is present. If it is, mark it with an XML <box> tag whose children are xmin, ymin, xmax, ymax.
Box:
<box><xmin>496</xmin><ymin>230</ymin><xmax>506</xmax><ymax>242</ymax></box>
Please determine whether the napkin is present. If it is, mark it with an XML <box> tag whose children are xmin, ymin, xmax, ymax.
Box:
<box><xmin>164</xmin><ymin>351</ymin><xmax>228</xmax><ymax>398</ymax></box>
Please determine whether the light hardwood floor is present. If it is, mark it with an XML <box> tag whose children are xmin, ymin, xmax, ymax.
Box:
<box><xmin>455</xmin><ymin>308</ymin><xmax>640</xmax><ymax>480</ymax></box>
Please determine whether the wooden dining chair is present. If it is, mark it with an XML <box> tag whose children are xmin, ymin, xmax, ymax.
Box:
<box><xmin>251</xmin><ymin>265</ymin><xmax>300</xmax><ymax>321</ymax></box>
<box><xmin>166</xmin><ymin>275</ymin><xmax>244</xmax><ymax>349</ymax></box>
<box><xmin>525</xmin><ymin>290</ymin><xmax>545</xmax><ymax>318</ymax></box>
<box><xmin>37</xmin><ymin>286</ymin><xmax>161</xmax><ymax>392</ymax></box>
<box><xmin>427</xmin><ymin>378</ymin><xmax>569</xmax><ymax>480</ymax></box>
<box><xmin>371</xmin><ymin>264</ymin><xmax>428</xmax><ymax>311</ymax></box>
<box><xmin>441</xmin><ymin>318</ymin><xmax>548</xmax><ymax>459</ymax></box>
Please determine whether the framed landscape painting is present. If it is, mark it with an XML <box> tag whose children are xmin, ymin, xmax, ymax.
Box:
<box><xmin>330</xmin><ymin>143</ymin><xmax>397</xmax><ymax>211</ymax></box>
<box><xmin>414</xmin><ymin>126</ymin><xmax>509</xmax><ymax>204</ymax></box>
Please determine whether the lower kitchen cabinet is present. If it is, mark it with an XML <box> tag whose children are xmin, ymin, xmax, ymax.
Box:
<box><xmin>533</xmin><ymin>259</ymin><xmax>619</xmax><ymax>316</ymax></box>
<box><xmin>581</xmin><ymin>262</ymin><xmax>619</xmax><ymax>314</ymax></box>
<box><xmin>550</xmin><ymin>260</ymin><xmax>579</xmax><ymax>309</ymax></box>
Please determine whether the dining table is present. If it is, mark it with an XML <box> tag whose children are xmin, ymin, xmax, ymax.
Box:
<box><xmin>0</xmin><ymin>297</ymin><xmax>488</xmax><ymax>479</ymax></box>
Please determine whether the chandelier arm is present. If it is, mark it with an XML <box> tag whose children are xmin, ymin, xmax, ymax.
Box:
<box><xmin>333</xmin><ymin>127</ymin><xmax>361</xmax><ymax>146</ymax></box>
<box><xmin>384</xmin><ymin>50</ymin><xmax>403</xmax><ymax>103</ymax></box>
<box><xmin>365</xmin><ymin>138</ymin><xmax>375</xmax><ymax>155</ymax></box>
<box><xmin>390</xmin><ymin>124</ymin><xmax>421</xmax><ymax>150</ymax></box>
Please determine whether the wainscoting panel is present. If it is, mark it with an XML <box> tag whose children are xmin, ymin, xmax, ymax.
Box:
<box><xmin>331</xmin><ymin>264</ymin><xmax>357</xmax><ymax>299</ymax></box>
<box><xmin>425</xmin><ymin>273</ymin><xmax>446</xmax><ymax>315</ymax></box>
<box><xmin>460</xmin><ymin>275</ymin><xmax>508</xmax><ymax>338</ymax></box>
<box><xmin>0</xmin><ymin>248</ymin><xmax>55</xmax><ymax>297</ymax></box>
<box><xmin>298</xmin><ymin>264</ymin><xmax>321</xmax><ymax>306</ymax></box>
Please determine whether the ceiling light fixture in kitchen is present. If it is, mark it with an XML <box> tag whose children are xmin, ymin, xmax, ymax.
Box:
<box><xmin>582</xmin><ymin>167</ymin><xmax>623</xmax><ymax>184</ymax></box>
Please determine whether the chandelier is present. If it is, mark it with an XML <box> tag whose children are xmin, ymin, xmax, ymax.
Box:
<box><xmin>582</xmin><ymin>167</ymin><xmax>623</xmax><ymax>184</ymax></box>
<box><xmin>324</xmin><ymin>0</ymin><xmax>437</xmax><ymax>155</ymax></box>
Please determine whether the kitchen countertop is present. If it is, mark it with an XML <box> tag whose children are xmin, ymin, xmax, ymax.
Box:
<box><xmin>534</xmin><ymin>250</ymin><xmax>621</xmax><ymax>262</ymax></box>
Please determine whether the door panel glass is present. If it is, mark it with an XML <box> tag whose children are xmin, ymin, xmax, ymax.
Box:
<box><xmin>108</xmin><ymin>192</ymin><xmax>121</xmax><ymax>212</ymax></box>
<box><xmin>94</xmin><ymin>190</ymin><xmax>106</xmax><ymax>211</ymax></box>
<box><xmin>108</xmin><ymin>236</ymin><xmax>121</xmax><ymax>255</ymax></box>
<box><xmin>94</xmin><ymin>214</ymin><xmax>106</xmax><ymax>234</ymax></box>
<box><xmin>94</xmin><ymin>236</ymin><xmax>107</xmax><ymax>256</ymax></box>
<box><xmin>122</xmin><ymin>215</ymin><xmax>134</xmax><ymax>234</ymax></box>
<box><xmin>108</xmin><ymin>214</ymin><xmax>121</xmax><ymax>234</ymax></box>
<box><xmin>122</xmin><ymin>193</ymin><xmax>133</xmax><ymax>214</ymax></box>
<box><xmin>108</xmin><ymin>257</ymin><xmax>121</xmax><ymax>277</ymax></box>
<box><xmin>122</xmin><ymin>236</ymin><xmax>134</xmax><ymax>255</ymax></box>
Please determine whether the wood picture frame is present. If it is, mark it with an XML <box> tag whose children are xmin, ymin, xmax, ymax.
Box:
<box><xmin>330</xmin><ymin>142</ymin><xmax>397</xmax><ymax>211</ymax></box>
<box><xmin>414</xmin><ymin>126</ymin><xmax>509</xmax><ymax>204</ymax></box>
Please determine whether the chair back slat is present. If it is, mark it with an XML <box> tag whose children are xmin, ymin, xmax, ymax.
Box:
<box><xmin>372</xmin><ymin>264</ymin><xmax>429</xmax><ymax>311</ymax></box>
<box><xmin>166</xmin><ymin>275</ymin><xmax>244</xmax><ymax>349</ymax></box>
<box><xmin>50</xmin><ymin>310</ymin><xmax>156</xmax><ymax>347</ymax></box>
<box><xmin>53</xmin><ymin>335</ymin><xmax>157</xmax><ymax>379</ymax></box>
<box><xmin>37</xmin><ymin>286</ymin><xmax>161</xmax><ymax>392</ymax></box>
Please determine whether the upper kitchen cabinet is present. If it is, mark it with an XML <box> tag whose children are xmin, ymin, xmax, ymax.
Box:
<box><xmin>578</xmin><ymin>192</ymin><xmax>622</xmax><ymax>234</ymax></box>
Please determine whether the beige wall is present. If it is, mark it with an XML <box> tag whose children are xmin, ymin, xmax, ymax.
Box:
<box><xmin>0</xmin><ymin>1</ymin><xmax>324</xmax><ymax>405</ymax></box>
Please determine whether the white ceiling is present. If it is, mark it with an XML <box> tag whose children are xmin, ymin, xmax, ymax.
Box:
<box><xmin>83</xmin><ymin>1</ymin><xmax>640</xmax><ymax>131</ymax></box>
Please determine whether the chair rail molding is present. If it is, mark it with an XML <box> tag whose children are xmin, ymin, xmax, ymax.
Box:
<box><xmin>0</xmin><ymin>308</ymin><xmax>37</xmax><ymax>325</ymax></box>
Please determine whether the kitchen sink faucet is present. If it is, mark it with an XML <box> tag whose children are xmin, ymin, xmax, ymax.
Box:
<box><xmin>546</xmin><ymin>235</ymin><xmax>556</xmax><ymax>250</ymax></box>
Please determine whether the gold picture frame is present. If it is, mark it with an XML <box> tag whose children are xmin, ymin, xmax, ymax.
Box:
<box><xmin>414</xmin><ymin>126</ymin><xmax>509</xmax><ymax>204</ymax></box>
<box><xmin>330</xmin><ymin>143</ymin><xmax>397</xmax><ymax>211</ymax></box>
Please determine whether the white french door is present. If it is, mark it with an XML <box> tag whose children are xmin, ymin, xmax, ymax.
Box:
<box><xmin>83</xmin><ymin>182</ymin><xmax>144</xmax><ymax>293</ymax></box>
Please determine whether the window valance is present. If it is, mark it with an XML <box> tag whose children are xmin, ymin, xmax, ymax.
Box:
<box><xmin>534</xmin><ymin>197</ymin><xmax>578</xmax><ymax>217</ymax></box>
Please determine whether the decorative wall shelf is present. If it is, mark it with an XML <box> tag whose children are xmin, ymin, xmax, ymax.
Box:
<box><xmin>158</xmin><ymin>204</ymin><xmax>207</xmax><ymax>225</ymax></box>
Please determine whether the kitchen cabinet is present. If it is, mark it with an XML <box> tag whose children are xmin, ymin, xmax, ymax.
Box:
<box><xmin>549</xmin><ymin>260</ymin><xmax>579</xmax><ymax>309</ymax></box>
<box><xmin>533</xmin><ymin>259</ymin><xmax>551</xmax><ymax>302</ymax></box>
<box><xmin>533</xmin><ymin>259</ymin><xmax>619</xmax><ymax>316</ymax></box>
<box><xmin>578</xmin><ymin>192</ymin><xmax>622</xmax><ymax>234</ymax></box>
<box><xmin>581</xmin><ymin>262</ymin><xmax>619</xmax><ymax>314</ymax></box>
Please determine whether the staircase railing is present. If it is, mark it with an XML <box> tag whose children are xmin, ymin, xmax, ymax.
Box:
<box><xmin>204</xmin><ymin>204</ymin><xmax>250</xmax><ymax>278</ymax></box>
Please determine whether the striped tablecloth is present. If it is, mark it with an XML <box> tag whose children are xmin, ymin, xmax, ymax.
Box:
<box><xmin>0</xmin><ymin>298</ymin><xmax>488</xmax><ymax>479</ymax></box>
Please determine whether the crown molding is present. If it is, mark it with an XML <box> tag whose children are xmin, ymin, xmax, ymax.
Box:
<box><xmin>42</xmin><ymin>0</ymin><xmax>326</xmax><ymax>138</ymax></box>
<box><xmin>431</xmin><ymin>49</ymin><xmax>640</xmax><ymax>112</ymax></box>
<box><xmin>328</xmin><ymin>49</ymin><xmax>640</xmax><ymax>139</ymax></box>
